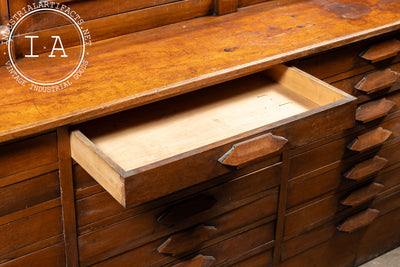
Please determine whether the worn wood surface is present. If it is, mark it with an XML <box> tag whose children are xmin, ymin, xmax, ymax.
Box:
<box><xmin>0</xmin><ymin>0</ymin><xmax>399</xmax><ymax>143</ymax></box>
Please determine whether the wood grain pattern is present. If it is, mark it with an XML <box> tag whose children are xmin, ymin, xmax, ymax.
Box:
<box><xmin>158</xmin><ymin>225</ymin><xmax>218</xmax><ymax>256</ymax></box>
<box><xmin>360</xmin><ymin>39</ymin><xmax>400</xmax><ymax>63</ymax></box>
<box><xmin>338</xmin><ymin>208</ymin><xmax>380</xmax><ymax>233</ymax></box>
<box><xmin>347</xmin><ymin>127</ymin><xmax>392</xmax><ymax>152</ymax></box>
<box><xmin>356</xmin><ymin>98</ymin><xmax>397</xmax><ymax>123</ymax></box>
<box><xmin>214</xmin><ymin>0</ymin><xmax>238</xmax><ymax>15</ymax></box>
<box><xmin>344</xmin><ymin>155</ymin><xmax>388</xmax><ymax>181</ymax></box>
<box><xmin>219</xmin><ymin>133</ymin><xmax>287</xmax><ymax>167</ymax></box>
<box><xmin>0</xmin><ymin>0</ymin><xmax>398</xmax><ymax>143</ymax></box>
<box><xmin>355</xmin><ymin>68</ymin><xmax>399</xmax><ymax>94</ymax></box>
<box><xmin>173</xmin><ymin>255</ymin><xmax>215</xmax><ymax>267</ymax></box>
<box><xmin>57</xmin><ymin>127</ymin><xmax>79</xmax><ymax>267</ymax></box>
<box><xmin>341</xmin><ymin>183</ymin><xmax>384</xmax><ymax>207</ymax></box>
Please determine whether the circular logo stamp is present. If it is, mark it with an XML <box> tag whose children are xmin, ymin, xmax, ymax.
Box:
<box><xmin>5</xmin><ymin>2</ymin><xmax>92</xmax><ymax>92</ymax></box>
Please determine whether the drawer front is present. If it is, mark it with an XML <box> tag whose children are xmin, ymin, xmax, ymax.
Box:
<box><xmin>0</xmin><ymin>207</ymin><xmax>63</xmax><ymax>263</ymax></box>
<box><xmin>0</xmin><ymin>171</ymin><xmax>60</xmax><ymax>217</ymax></box>
<box><xmin>0</xmin><ymin>133</ymin><xmax>57</xmax><ymax>179</ymax></box>
<box><xmin>78</xmin><ymin>164</ymin><xmax>280</xmax><ymax>265</ymax></box>
<box><xmin>76</xmin><ymin>162</ymin><xmax>280</xmax><ymax>230</ymax></box>
<box><xmin>292</xmin><ymin>33</ymin><xmax>400</xmax><ymax>81</ymax></box>
<box><xmin>93</xmin><ymin>221</ymin><xmax>275</xmax><ymax>267</ymax></box>
<box><xmin>0</xmin><ymin>243</ymin><xmax>65</xmax><ymax>267</ymax></box>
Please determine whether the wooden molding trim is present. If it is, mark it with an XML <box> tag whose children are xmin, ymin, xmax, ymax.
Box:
<box><xmin>214</xmin><ymin>0</ymin><xmax>238</xmax><ymax>15</ymax></box>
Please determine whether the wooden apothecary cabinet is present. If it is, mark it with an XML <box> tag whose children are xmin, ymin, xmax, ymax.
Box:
<box><xmin>0</xmin><ymin>0</ymin><xmax>399</xmax><ymax>266</ymax></box>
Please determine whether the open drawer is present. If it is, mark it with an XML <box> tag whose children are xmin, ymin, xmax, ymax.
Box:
<box><xmin>70</xmin><ymin>65</ymin><xmax>356</xmax><ymax>207</ymax></box>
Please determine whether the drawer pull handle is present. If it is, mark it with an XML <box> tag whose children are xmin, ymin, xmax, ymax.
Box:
<box><xmin>344</xmin><ymin>156</ymin><xmax>388</xmax><ymax>181</ymax></box>
<box><xmin>158</xmin><ymin>195</ymin><xmax>217</xmax><ymax>226</ymax></box>
<box><xmin>158</xmin><ymin>225</ymin><xmax>217</xmax><ymax>256</ymax></box>
<box><xmin>360</xmin><ymin>39</ymin><xmax>400</xmax><ymax>63</ymax></box>
<box><xmin>219</xmin><ymin>133</ymin><xmax>287</xmax><ymax>167</ymax></box>
<box><xmin>356</xmin><ymin>98</ymin><xmax>396</xmax><ymax>123</ymax></box>
<box><xmin>338</xmin><ymin>208</ymin><xmax>380</xmax><ymax>233</ymax></box>
<box><xmin>355</xmin><ymin>69</ymin><xmax>399</xmax><ymax>94</ymax></box>
<box><xmin>347</xmin><ymin>127</ymin><xmax>392</xmax><ymax>152</ymax></box>
<box><xmin>173</xmin><ymin>254</ymin><xmax>215</xmax><ymax>267</ymax></box>
<box><xmin>341</xmin><ymin>182</ymin><xmax>384</xmax><ymax>207</ymax></box>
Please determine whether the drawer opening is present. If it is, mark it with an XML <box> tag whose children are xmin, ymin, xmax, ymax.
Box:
<box><xmin>71</xmin><ymin>65</ymin><xmax>355</xmax><ymax>207</ymax></box>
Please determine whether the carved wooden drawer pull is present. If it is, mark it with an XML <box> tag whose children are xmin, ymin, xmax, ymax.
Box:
<box><xmin>338</xmin><ymin>208</ymin><xmax>380</xmax><ymax>233</ymax></box>
<box><xmin>344</xmin><ymin>156</ymin><xmax>388</xmax><ymax>181</ymax></box>
<box><xmin>355</xmin><ymin>69</ymin><xmax>399</xmax><ymax>94</ymax></box>
<box><xmin>347</xmin><ymin>127</ymin><xmax>392</xmax><ymax>152</ymax></box>
<box><xmin>158</xmin><ymin>225</ymin><xmax>217</xmax><ymax>256</ymax></box>
<box><xmin>341</xmin><ymin>183</ymin><xmax>384</xmax><ymax>207</ymax></box>
<box><xmin>219</xmin><ymin>133</ymin><xmax>287</xmax><ymax>167</ymax></box>
<box><xmin>173</xmin><ymin>254</ymin><xmax>215</xmax><ymax>267</ymax></box>
<box><xmin>158</xmin><ymin>195</ymin><xmax>217</xmax><ymax>226</ymax></box>
<box><xmin>360</xmin><ymin>39</ymin><xmax>400</xmax><ymax>63</ymax></box>
<box><xmin>356</xmin><ymin>98</ymin><xmax>396</xmax><ymax>123</ymax></box>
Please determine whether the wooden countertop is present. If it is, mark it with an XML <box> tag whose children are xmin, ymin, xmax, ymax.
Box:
<box><xmin>0</xmin><ymin>0</ymin><xmax>399</xmax><ymax>143</ymax></box>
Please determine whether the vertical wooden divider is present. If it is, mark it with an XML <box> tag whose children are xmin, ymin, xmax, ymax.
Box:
<box><xmin>273</xmin><ymin>150</ymin><xmax>290</xmax><ymax>265</ymax></box>
<box><xmin>214</xmin><ymin>0</ymin><xmax>238</xmax><ymax>15</ymax></box>
<box><xmin>57</xmin><ymin>127</ymin><xmax>79</xmax><ymax>267</ymax></box>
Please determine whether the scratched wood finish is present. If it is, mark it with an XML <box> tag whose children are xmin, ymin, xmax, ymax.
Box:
<box><xmin>0</xmin><ymin>0</ymin><xmax>399</xmax><ymax>143</ymax></box>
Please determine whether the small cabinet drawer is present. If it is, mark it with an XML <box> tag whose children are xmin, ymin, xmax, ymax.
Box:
<box><xmin>71</xmin><ymin>65</ymin><xmax>355</xmax><ymax>208</ymax></box>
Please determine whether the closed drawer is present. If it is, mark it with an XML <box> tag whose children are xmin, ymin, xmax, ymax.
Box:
<box><xmin>78</xmin><ymin>164</ymin><xmax>280</xmax><ymax>265</ymax></box>
<box><xmin>71</xmin><ymin>65</ymin><xmax>355</xmax><ymax>208</ymax></box>
<box><xmin>92</xmin><ymin>221</ymin><xmax>275</xmax><ymax>267</ymax></box>
<box><xmin>0</xmin><ymin>132</ymin><xmax>58</xmax><ymax>180</ymax></box>
<box><xmin>0</xmin><ymin>171</ymin><xmax>60</xmax><ymax>217</ymax></box>
<box><xmin>292</xmin><ymin>34</ymin><xmax>400</xmax><ymax>81</ymax></box>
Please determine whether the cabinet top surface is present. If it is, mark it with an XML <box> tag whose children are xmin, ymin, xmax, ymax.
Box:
<box><xmin>0</xmin><ymin>0</ymin><xmax>399</xmax><ymax>143</ymax></box>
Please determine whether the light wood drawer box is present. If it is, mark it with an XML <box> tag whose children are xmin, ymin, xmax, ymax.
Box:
<box><xmin>78</xmin><ymin>164</ymin><xmax>280</xmax><ymax>264</ymax></box>
<box><xmin>0</xmin><ymin>132</ymin><xmax>58</xmax><ymax>180</ymax></box>
<box><xmin>92</xmin><ymin>221</ymin><xmax>275</xmax><ymax>267</ymax></box>
<box><xmin>70</xmin><ymin>65</ymin><xmax>355</xmax><ymax>208</ymax></box>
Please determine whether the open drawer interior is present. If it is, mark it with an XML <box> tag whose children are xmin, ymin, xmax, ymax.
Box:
<box><xmin>71</xmin><ymin>65</ymin><xmax>355</xmax><ymax>207</ymax></box>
